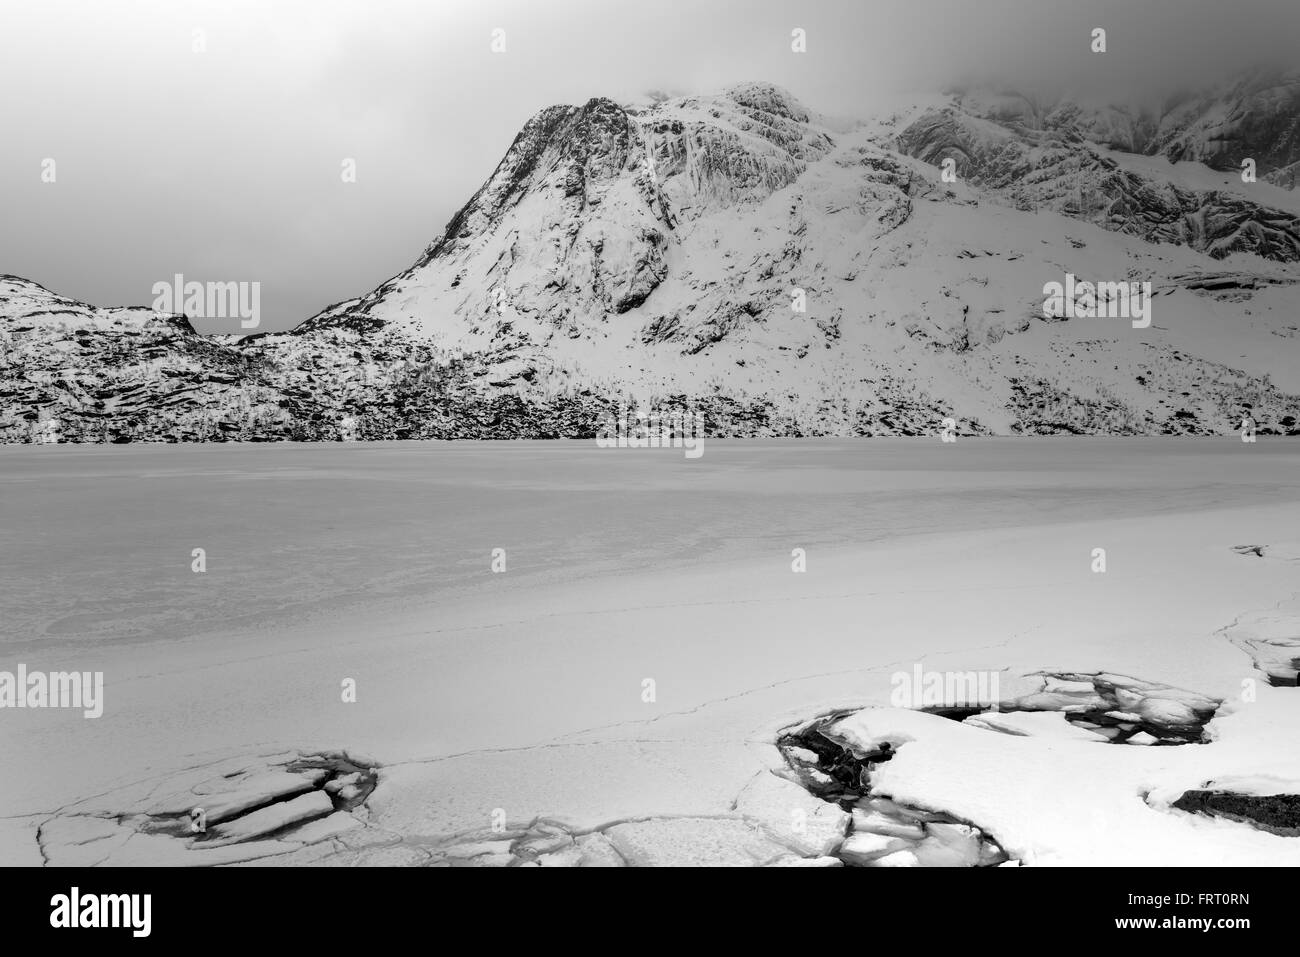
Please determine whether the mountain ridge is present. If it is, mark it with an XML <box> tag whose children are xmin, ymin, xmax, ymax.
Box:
<box><xmin>4</xmin><ymin>77</ymin><xmax>1300</xmax><ymax>442</ymax></box>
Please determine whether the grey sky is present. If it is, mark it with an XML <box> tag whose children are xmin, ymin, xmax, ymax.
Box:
<box><xmin>2</xmin><ymin>0</ymin><xmax>1297</xmax><ymax>333</ymax></box>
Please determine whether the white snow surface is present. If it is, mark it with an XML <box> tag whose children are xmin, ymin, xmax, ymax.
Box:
<box><xmin>2</xmin><ymin>439</ymin><xmax>1299</xmax><ymax>865</ymax></box>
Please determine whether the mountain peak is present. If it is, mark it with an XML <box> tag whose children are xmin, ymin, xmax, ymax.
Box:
<box><xmin>723</xmin><ymin>81</ymin><xmax>812</xmax><ymax>123</ymax></box>
<box><xmin>302</xmin><ymin>82</ymin><xmax>840</xmax><ymax>341</ymax></box>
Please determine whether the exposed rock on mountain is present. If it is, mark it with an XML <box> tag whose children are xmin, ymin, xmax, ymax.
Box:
<box><xmin>1151</xmin><ymin>69</ymin><xmax>1300</xmax><ymax>183</ymax></box>
<box><xmin>942</xmin><ymin>69</ymin><xmax>1300</xmax><ymax>184</ymax></box>
<box><xmin>896</xmin><ymin>99</ymin><xmax>1300</xmax><ymax>262</ymax></box>
<box><xmin>0</xmin><ymin>275</ymin><xmax>617</xmax><ymax>443</ymax></box>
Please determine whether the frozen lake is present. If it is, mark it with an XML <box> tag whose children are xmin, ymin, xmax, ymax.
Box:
<box><xmin>3</xmin><ymin>438</ymin><xmax>1297</xmax><ymax>648</ymax></box>
<box><xmin>3</xmin><ymin>438</ymin><xmax>1300</xmax><ymax>866</ymax></box>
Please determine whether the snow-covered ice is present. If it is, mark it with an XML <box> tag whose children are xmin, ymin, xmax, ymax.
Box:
<box><xmin>2</xmin><ymin>438</ymin><xmax>1299</xmax><ymax>865</ymax></box>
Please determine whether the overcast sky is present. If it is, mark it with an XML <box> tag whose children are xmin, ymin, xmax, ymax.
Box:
<box><xmin>2</xmin><ymin>0</ymin><xmax>1297</xmax><ymax>332</ymax></box>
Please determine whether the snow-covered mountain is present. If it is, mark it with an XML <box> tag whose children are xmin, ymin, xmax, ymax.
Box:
<box><xmin>5</xmin><ymin>77</ymin><xmax>1300</xmax><ymax>442</ymax></box>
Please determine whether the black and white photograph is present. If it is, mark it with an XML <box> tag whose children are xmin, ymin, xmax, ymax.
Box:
<box><xmin>1</xmin><ymin>0</ymin><xmax>1297</xmax><ymax>929</ymax></box>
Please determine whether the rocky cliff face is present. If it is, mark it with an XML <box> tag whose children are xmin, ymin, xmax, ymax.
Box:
<box><xmin>896</xmin><ymin>86</ymin><xmax>1300</xmax><ymax>263</ymax></box>
<box><xmin>303</xmin><ymin>96</ymin><xmax>675</xmax><ymax>340</ymax></box>
<box><xmin>5</xmin><ymin>77</ymin><xmax>1300</xmax><ymax>442</ymax></box>
<box><xmin>937</xmin><ymin>69</ymin><xmax>1300</xmax><ymax>184</ymax></box>
<box><xmin>1150</xmin><ymin>69</ymin><xmax>1300</xmax><ymax>185</ymax></box>
<box><xmin>302</xmin><ymin>84</ymin><xmax>842</xmax><ymax>349</ymax></box>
